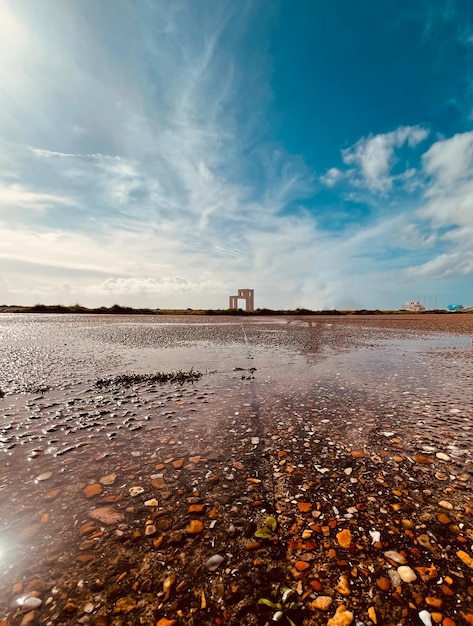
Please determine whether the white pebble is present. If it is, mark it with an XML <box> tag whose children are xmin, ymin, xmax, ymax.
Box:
<box><xmin>369</xmin><ymin>530</ymin><xmax>381</xmax><ymax>544</ymax></box>
<box><xmin>18</xmin><ymin>596</ymin><xmax>42</xmax><ymax>612</ymax></box>
<box><xmin>397</xmin><ymin>565</ymin><xmax>417</xmax><ymax>582</ymax></box>
<box><xmin>418</xmin><ymin>610</ymin><xmax>432</xmax><ymax>626</ymax></box>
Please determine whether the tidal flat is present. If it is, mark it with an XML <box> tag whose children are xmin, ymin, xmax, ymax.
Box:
<box><xmin>0</xmin><ymin>313</ymin><xmax>472</xmax><ymax>626</ymax></box>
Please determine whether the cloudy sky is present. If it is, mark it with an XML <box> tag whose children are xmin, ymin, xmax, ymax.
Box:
<box><xmin>1</xmin><ymin>0</ymin><xmax>473</xmax><ymax>310</ymax></box>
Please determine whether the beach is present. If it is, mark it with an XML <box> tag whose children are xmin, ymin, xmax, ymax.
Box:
<box><xmin>0</xmin><ymin>314</ymin><xmax>472</xmax><ymax>626</ymax></box>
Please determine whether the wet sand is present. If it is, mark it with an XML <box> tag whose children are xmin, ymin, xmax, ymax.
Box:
<box><xmin>0</xmin><ymin>314</ymin><xmax>472</xmax><ymax>626</ymax></box>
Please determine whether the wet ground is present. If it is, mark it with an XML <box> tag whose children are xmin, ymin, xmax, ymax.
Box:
<box><xmin>0</xmin><ymin>313</ymin><xmax>472</xmax><ymax>626</ymax></box>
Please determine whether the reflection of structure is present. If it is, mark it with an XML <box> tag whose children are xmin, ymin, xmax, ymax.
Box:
<box><xmin>403</xmin><ymin>301</ymin><xmax>425</xmax><ymax>312</ymax></box>
<box><xmin>229</xmin><ymin>288</ymin><xmax>254</xmax><ymax>311</ymax></box>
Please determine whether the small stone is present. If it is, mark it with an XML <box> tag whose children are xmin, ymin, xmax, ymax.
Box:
<box><xmin>113</xmin><ymin>597</ymin><xmax>137</xmax><ymax>613</ymax></box>
<box><xmin>186</xmin><ymin>520</ymin><xmax>204</xmax><ymax>534</ymax></box>
<box><xmin>310</xmin><ymin>596</ymin><xmax>332</xmax><ymax>611</ymax></box>
<box><xmin>145</xmin><ymin>524</ymin><xmax>156</xmax><ymax>536</ymax></box>
<box><xmin>298</xmin><ymin>502</ymin><xmax>312</xmax><ymax>512</ymax></box>
<box><xmin>295</xmin><ymin>561</ymin><xmax>310</xmax><ymax>572</ymax></box>
<box><xmin>44</xmin><ymin>489</ymin><xmax>61</xmax><ymax>501</ymax></box>
<box><xmin>310</xmin><ymin>580</ymin><xmax>323</xmax><ymax>591</ymax></box>
<box><xmin>457</xmin><ymin>549</ymin><xmax>473</xmax><ymax>569</ymax></box>
<box><xmin>384</xmin><ymin>550</ymin><xmax>407</xmax><ymax>564</ymax></box>
<box><xmin>99</xmin><ymin>473</ymin><xmax>117</xmax><ymax>485</ymax></box>
<box><xmin>425</xmin><ymin>597</ymin><xmax>443</xmax><ymax>609</ymax></box>
<box><xmin>437</xmin><ymin>512</ymin><xmax>451</xmax><ymax>524</ymax></box>
<box><xmin>327</xmin><ymin>604</ymin><xmax>354</xmax><ymax>626</ymax></box>
<box><xmin>162</xmin><ymin>573</ymin><xmax>176</xmax><ymax>601</ymax></box>
<box><xmin>188</xmin><ymin>504</ymin><xmax>205</xmax><ymax>514</ymax></box>
<box><xmin>368</xmin><ymin>607</ymin><xmax>377</xmax><ymax>624</ymax></box>
<box><xmin>168</xmin><ymin>531</ymin><xmax>183</xmax><ymax>544</ymax></box>
<box><xmin>156</xmin><ymin>619</ymin><xmax>176</xmax><ymax>626</ymax></box>
<box><xmin>415</xmin><ymin>565</ymin><xmax>438</xmax><ymax>582</ymax></box>
<box><xmin>205</xmin><ymin>554</ymin><xmax>225</xmax><ymax>571</ymax></box>
<box><xmin>335</xmin><ymin>574</ymin><xmax>350</xmax><ymax>596</ymax></box>
<box><xmin>439</xmin><ymin>500</ymin><xmax>453</xmax><ymax>510</ymax></box>
<box><xmin>397</xmin><ymin>566</ymin><xmax>417</xmax><ymax>582</ymax></box>
<box><xmin>436</xmin><ymin>452</ymin><xmax>451</xmax><ymax>461</ymax></box>
<box><xmin>18</xmin><ymin>596</ymin><xmax>42</xmax><ymax>612</ymax></box>
<box><xmin>350</xmin><ymin>451</ymin><xmax>365</xmax><ymax>458</ymax></box>
<box><xmin>84</xmin><ymin>484</ymin><xmax>102</xmax><ymax>498</ymax></box>
<box><xmin>35</xmin><ymin>472</ymin><xmax>52</xmax><ymax>482</ymax></box>
<box><xmin>129</xmin><ymin>486</ymin><xmax>144</xmax><ymax>497</ymax></box>
<box><xmin>413</xmin><ymin>454</ymin><xmax>434</xmax><ymax>464</ymax></box>
<box><xmin>376</xmin><ymin>577</ymin><xmax>390</xmax><ymax>591</ymax></box>
<box><xmin>63</xmin><ymin>602</ymin><xmax>78</xmax><ymax>613</ymax></box>
<box><xmin>172</xmin><ymin>459</ymin><xmax>184</xmax><ymax>469</ymax></box>
<box><xmin>151</xmin><ymin>477</ymin><xmax>165</xmax><ymax>489</ymax></box>
<box><xmin>89</xmin><ymin>507</ymin><xmax>124</xmax><ymax>525</ymax></box>
<box><xmin>144</xmin><ymin>498</ymin><xmax>158</xmax><ymax>507</ymax></box>
<box><xmin>418</xmin><ymin>610</ymin><xmax>433</xmax><ymax>626</ymax></box>
<box><xmin>336</xmin><ymin>529</ymin><xmax>352</xmax><ymax>549</ymax></box>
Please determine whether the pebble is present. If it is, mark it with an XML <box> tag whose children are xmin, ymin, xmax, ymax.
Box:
<box><xmin>129</xmin><ymin>486</ymin><xmax>144</xmax><ymax>497</ymax></box>
<box><xmin>327</xmin><ymin>604</ymin><xmax>354</xmax><ymax>626</ymax></box>
<box><xmin>144</xmin><ymin>498</ymin><xmax>159</xmax><ymax>507</ymax></box>
<box><xmin>457</xmin><ymin>549</ymin><xmax>473</xmax><ymax>569</ymax></box>
<box><xmin>397</xmin><ymin>565</ymin><xmax>417</xmax><ymax>582</ymax></box>
<box><xmin>438</xmin><ymin>500</ymin><xmax>453</xmax><ymax>510</ymax></box>
<box><xmin>384</xmin><ymin>550</ymin><xmax>406</xmax><ymax>564</ymax></box>
<box><xmin>335</xmin><ymin>574</ymin><xmax>351</xmax><ymax>596</ymax></box>
<box><xmin>83</xmin><ymin>483</ymin><xmax>102</xmax><ymax>498</ymax></box>
<box><xmin>35</xmin><ymin>472</ymin><xmax>52</xmax><ymax>482</ymax></box>
<box><xmin>205</xmin><ymin>554</ymin><xmax>225</xmax><ymax>571</ymax></box>
<box><xmin>419</xmin><ymin>610</ymin><xmax>433</xmax><ymax>626</ymax></box>
<box><xmin>336</xmin><ymin>529</ymin><xmax>352</xmax><ymax>548</ymax></box>
<box><xmin>310</xmin><ymin>596</ymin><xmax>333</xmax><ymax>611</ymax></box>
<box><xmin>17</xmin><ymin>596</ymin><xmax>42</xmax><ymax>612</ymax></box>
<box><xmin>88</xmin><ymin>507</ymin><xmax>124</xmax><ymax>525</ymax></box>
<box><xmin>99</xmin><ymin>473</ymin><xmax>117</xmax><ymax>485</ymax></box>
<box><xmin>186</xmin><ymin>520</ymin><xmax>204</xmax><ymax>534</ymax></box>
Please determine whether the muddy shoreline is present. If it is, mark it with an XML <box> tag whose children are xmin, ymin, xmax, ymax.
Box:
<box><xmin>0</xmin><ymin>314</ymin><xmax>472</xmax><ymax>626</ymax></box>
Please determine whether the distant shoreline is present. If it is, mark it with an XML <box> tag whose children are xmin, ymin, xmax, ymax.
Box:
<box><xmin>0</xmin><ymin>304</ymin><xmax>470</xmax><ymax>316</ymax></box>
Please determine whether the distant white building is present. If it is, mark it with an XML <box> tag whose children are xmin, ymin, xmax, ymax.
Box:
<box><xmin>403</xmin><ymin>301</ymin><xmax>426</xmax><ymax>312</ymax></box>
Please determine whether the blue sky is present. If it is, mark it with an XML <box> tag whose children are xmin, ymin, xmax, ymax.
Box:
<box><xmin>1</xmin><ymin>0</ymin><xmax>473</xmax><ymax>310</ymax></box>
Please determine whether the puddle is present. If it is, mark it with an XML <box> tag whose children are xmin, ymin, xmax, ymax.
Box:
<box><xmin>0</xmin><ymin>314</ymin><xmax>472</xmax><ymax>625</ymax></box>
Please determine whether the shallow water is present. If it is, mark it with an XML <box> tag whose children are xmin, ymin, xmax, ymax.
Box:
<box><xmin>0</xmin><ymin>314</ymin><xmax>472</xmax><ymax>624</ymax></box>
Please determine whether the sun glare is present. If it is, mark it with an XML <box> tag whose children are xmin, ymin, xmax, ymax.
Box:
<box><xmin>0</xmin><ymin>4</ymin><xmax>30</xmax><ymax>64</ymax></box>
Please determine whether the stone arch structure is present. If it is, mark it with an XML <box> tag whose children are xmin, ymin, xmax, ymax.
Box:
<box><xmin>229</xmin><ymin>288</ymin><xmax>254</xmax><ymax>312</ymax></box>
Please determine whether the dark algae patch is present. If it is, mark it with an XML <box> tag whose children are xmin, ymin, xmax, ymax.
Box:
<box><xmin>96</xmin><ymin>369</ymin><xmax>203</xmax><ymax>388</ymax></box>
<box><xmin>0</xmin><ymin>314</ymin><xmax>472</xmax><ymax>625</ymax></box>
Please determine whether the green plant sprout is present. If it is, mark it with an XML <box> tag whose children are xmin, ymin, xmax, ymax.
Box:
<box><xmin>258</xmin><ymin>584</ymin><xmax>298</xmax><ymax>625</ymax></box>
<box><xmin>254</xmin><ymin>516</ymin><xmax>277</xmax><ymax>540</ymax></box>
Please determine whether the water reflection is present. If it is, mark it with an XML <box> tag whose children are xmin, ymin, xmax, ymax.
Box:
<box><xmin>0</xmin><ymin>314</ymin><xmax>472</xmax><ymax>619</ymax></box>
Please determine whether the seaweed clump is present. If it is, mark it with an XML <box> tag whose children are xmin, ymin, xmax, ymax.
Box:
<box><xmin>96</xmin><ymin>368</ymin><xmax>202</xmax><ymax>388</ymax></box>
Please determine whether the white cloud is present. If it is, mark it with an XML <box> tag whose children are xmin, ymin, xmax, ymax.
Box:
<box><xmin>93</xmin><ymin>275</ymin><xmax>226</xmax><ymax>297</ymax></box>
<box><xmin>408</xmin><ymin>131</ymin><xmax>473</xmax><ymax>279</ymax></box>
<box><xmin>320</xmin><ymin>167</ymin><xmax>343</xmax><ymax>188</ymax></box>
<box><xmin>342</xmin><ymin>125</ymin><xmax>429</xmax><ymax>192</ymax></box>
<box><xmin>422</xmin><ymin>131</ymin><xmax>473</xmax><ymax>192</ymax></box>
<box><xmin>409</xmin><ymin>251</ymin><xmax>473</xmax><ymax>278</ymax></box>
<box><xmin>0</xmin><ymin>181</ymin><xmax>75</xmax><ymax>210</ymax></box>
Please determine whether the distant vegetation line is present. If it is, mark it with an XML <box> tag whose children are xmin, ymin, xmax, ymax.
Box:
<box><xmin>0</xmin><ymin>304</ymin><xmax>468</xmax><ymax>315</ymax></box>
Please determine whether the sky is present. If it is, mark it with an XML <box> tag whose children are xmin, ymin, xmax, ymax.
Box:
<box><xmin>1</xmin><ymin>0</ymin><xmax>473</xmax><ymax>310</ymax></box>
